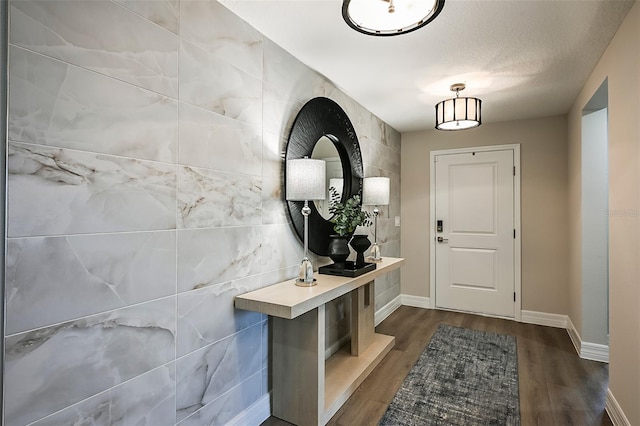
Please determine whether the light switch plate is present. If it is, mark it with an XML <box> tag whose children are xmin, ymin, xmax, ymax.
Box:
<box><xmin>395</xmin><ymin>216</ymin><xmax>400</xmax><ymax>227</ymax></box>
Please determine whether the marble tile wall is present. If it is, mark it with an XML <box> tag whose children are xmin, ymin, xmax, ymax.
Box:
<box><xmin>3</xmin><ymin>1</ymin><xmax>401</xmax><ymax>425</ymax></box>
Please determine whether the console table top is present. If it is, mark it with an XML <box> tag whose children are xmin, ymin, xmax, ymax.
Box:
<box><xmin>234</xmin><ymin>257</ymin><xmax>405</xmax><ymax>319</ymax></box>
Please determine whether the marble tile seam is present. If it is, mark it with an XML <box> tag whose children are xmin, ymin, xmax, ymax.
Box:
<box><xmin>22</xmin><ymin>360</ymin><xmax>178</xmax><ymax>426</ymax></box>
<box><xmin>178</xmin><ymin>368</ymin><xmax>264</xmax><ymax>426</ymax></box>
<box><xmin>177</xmin><ymin>273</ymin><xmax>264</xmax><ymax>296</ymax></box>
<box><xmin>7</xmin><ymin>138</ymin><xmax>180</xmax><ymax>168</ymax></box>
<box><xmin>8</xmin><ymin>43</ymin><xmax>178</xmax><ymax>102</ymax></box>
<box><xmin>180</xmin><ymin>36</ymin><xmax>264</xmax><ymax>83</ymax></box>
<box><xmin>109</xmin><ymin>0</ymin><xmax>180</xmax><ymax>36</ymax></box>
<box><xmin>5</xmin><ymin>228</ymin><xmax>179</xmax><ymax>241</ymax></box>
<box><xmin>9</xmin><ymin>128</ymin><xmax>267</xmax><ymax>179</ymax></box>
<box><xmin>178</xmin><ymin>36</ymin><xmax>264</xmax><ymax>84</ymax></box>
<box><xmin>178</xmin><ymin>162</ymin><xmax>264</xmax><ymax>180</ymax></box>
<box><xmin>8</xmin><ymin>43</ymin><xmax>271</xmax><ymax>130</ymax></box>
<box><xmin>3</xmin><ymin>293</ymin><xmax>179</xmax><ymax>339</ymax></box>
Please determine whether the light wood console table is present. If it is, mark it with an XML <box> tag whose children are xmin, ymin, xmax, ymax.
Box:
<box><xmin>235</xmin><ymin>257</ymin><xmax>404</xmax><ymax>426</ymax></box>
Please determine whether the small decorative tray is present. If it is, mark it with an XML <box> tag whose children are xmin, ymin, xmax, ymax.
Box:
<box><xmin>318</xmin><ymin>261</ymin><xmax>376</xmax><ymax>278</ymax></box>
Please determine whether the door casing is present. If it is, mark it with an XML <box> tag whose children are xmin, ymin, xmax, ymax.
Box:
<box><xmin>429</xmin><ymin>144</ymin><xmax>522</xmax><ymax>321</ymax></box>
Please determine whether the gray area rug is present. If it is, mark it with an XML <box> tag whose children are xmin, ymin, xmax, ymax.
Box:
<box><xmin>379</xmin><ymin>324</ymin><xmax>520</xmax><ymax>425</ymax></box>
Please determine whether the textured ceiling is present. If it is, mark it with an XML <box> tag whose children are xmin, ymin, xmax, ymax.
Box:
<box><xmin>221</xmin><ymin>0</ymin><xmax>635</xmax><ymax>133</ymax></box>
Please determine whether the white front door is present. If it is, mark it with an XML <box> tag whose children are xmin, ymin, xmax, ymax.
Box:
<box><xmin>434</xmin><ymin>149</ymin><xmax>516</xmax><ymax>317</ymax></box>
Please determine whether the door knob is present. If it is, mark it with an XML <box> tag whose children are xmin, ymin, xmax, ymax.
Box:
<box><xmin>437</xmin><ymin>236</ymin><xmax>449</xmax><ymax>243</ymax></box>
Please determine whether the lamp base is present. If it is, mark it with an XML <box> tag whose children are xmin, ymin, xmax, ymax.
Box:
<box><xmin>295</xmin><ymin>257</ymin><xmax>317</xmax><ymax>286</ymax></box>
<box><xmin>367</xmin><ymin>243</ymin><xmax>383</xmax><ymax>262</ymax></box>
<box><xmin>295</xmin><ymin>278</ymin><xmax>317</xmax><ymax>287</ymax></box>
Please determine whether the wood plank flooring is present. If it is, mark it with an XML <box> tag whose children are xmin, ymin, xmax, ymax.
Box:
<box><xmin>261</xmin><ymin>306</ymin><xmax>612</xmax><ymax>426</ymax></box>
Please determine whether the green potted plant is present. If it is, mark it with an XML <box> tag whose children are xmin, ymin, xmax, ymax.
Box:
<box><xmin>328</xmin><ymin>187</ymin><xmax>372</xmax><ymax>267</ymax></box>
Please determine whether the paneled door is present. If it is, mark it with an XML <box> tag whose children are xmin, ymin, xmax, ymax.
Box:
<box><xmin>433</xmin><ymin>149</ymin><xmax>517</xmax><ymax>317</ymax></box>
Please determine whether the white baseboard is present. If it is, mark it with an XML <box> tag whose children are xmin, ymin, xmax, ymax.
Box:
<box><xmin>400</xmin><ymin>294</ymin><xmax>431</xmax><ymax>309</ymax></box>
<box><xmin>566</xmin><ymin>317</ymin><xmax>609</xmax><ymax>363</ymax></box>
<box><xmin>227</xmin><ymin>393</ymin><xmax>271</xmax><ymax>426</ymax></box>
<box><xmin>606</xmin><ymin>388</ymin><xmax>631</xmax><ymax>426</ymax></box>
<box><xmin>521</xmin><ymin>310</ymin><xmax>568</xmax><ymax>328</ymax></box>
<box><xmin>566</xmin><ymin>316</ymin><xmax>582</xmax><ymax>356</ymax></box>
<box><xmin>375</xmin><ymin>295</ymin><xmax>401</xmax><ymax>326</ymax></box>
<box><xmin>580</xmin><ymin>341</ymin><xmax>609</xmax><ymax>363</ymax></box>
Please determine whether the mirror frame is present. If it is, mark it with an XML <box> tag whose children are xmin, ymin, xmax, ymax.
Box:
<box><xmin>285</xmin><ymin>97</ymin><xmax>364</xmax><ymax>256</ymax></box>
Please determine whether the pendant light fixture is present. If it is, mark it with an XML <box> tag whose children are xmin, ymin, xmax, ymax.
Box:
<box><xmin>342</xmin><ymin>0</ymin><xmax>445</xmax><ymax>37</ymax></box>
<box><xmin>435</xmin><ymin>83</ymin><xmax>482</xmax><ymax>131</ymax></box>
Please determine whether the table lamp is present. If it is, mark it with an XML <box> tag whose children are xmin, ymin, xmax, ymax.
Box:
<box><xmin>286</xmin><ymin>157</ymin><xmax>326</xmax><ymax>286</ymax></box>
<box><xmin>363</xmin><ymin>177</ymin><xmax>390</xmax><ymax>262</ymax></box>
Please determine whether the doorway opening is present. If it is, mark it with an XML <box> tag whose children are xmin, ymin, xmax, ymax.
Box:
<box><xmin>580</xmin><ymin>79</ymin><xmax>609</xmax><ymax>361</ymax></box>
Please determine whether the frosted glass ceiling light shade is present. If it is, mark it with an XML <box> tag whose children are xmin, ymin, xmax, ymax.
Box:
<box><xmin>363</xmin><ymin>177</ymin><xmax>390</xmax><ymax>206</ymax></box>
<box><xmin>285</xmin><ymin>157</ymin><xmax>326</xmax><ymax>286</ymax></box>
<box><xmin>342</xmin><ymin>0</ymin><xmax>445</xmax><ymax>36</ymax></box>
<box><xmin>435</xmin><ymin>83</ymin><xmax>482</xmax><ymax>131</ymax></box>
<box><xmin>286</xmin><ymin>158</ymin><xmax>326</xmax><ymax>201</ymax></box>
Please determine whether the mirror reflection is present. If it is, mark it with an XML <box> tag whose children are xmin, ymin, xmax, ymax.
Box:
<box><xmin>312</xmin><ymin>136</ymin><xmax>344</xmax><ymax>219</ymax></box>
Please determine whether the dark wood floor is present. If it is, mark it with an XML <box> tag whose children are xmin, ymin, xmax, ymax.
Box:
<box><xmin>262</xmin><ymin>306</ymin><xmax>612</xmax><ymax>426</ymax></box>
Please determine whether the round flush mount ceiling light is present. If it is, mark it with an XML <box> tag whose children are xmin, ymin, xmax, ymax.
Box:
<box><xmin>435</xmin><ymin>83</ymin><xmax>482</xmax><ymax>131</ymax></box>
<box><xmin>342</xmin><ymin>0</ymin><xmax>445</xmax><ymax>36</ymax></box>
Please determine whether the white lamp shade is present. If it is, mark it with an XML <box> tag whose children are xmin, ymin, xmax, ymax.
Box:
<box><xmin>286</xmin><ymin>158</ymin><xmax>326</xmax><ymax>201</ymax></box>
<box><xmin>363</xmin><ymin>177</ymin><xmax>390</xmax><ymax>206</ymax></box>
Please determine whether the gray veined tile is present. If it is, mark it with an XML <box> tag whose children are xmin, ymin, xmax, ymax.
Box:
<box><xmin>8</xmin><ymin>46</ymin><xmax>178</xmax><ymax>162</ymax></box>
<box><xmin>10</xmin><ymin>0</ymin><xmax>178</xmax><ymax>97</ymax></box>
<box><xmin>261</xmin><ymin>223</ymin><xmax>304</xmax><ymax>274</ymax></box>
<box><xmin>262</xmin><ymin>130</ymin><xmax>286</xmax><ymax>181</ymax></box>
<box><xmin>177</xmin><ymin>276</ymin><xmax>264</xmax><ymax>357</ymax></box>
<box><xmin>175</xmin><ymin>324</ymin><xmax>262</xmax><ymax>422</ymax></box>
<box><xmin>261</xmin><ymin>176</ymin><xmax>288</xmax><ymax>225</ymax></box>
<box><xmin>261</xmin><ymin>319</ymin><xmax>269</xmax><ymax>369</ymax></box>
<box><xmin>262</xmin><ymin>82</ymin><xmax>303</xmax><ymax>136</ymax></box>
<box><xmin>179</xmin><ymin>40</ymin><xmax>262</xmax><ymax>128</ymax></box>
<box><xmin>262</xmin><ymin>367</ymin><xmax>269</xmax><ymax>396</ymax></box>
<box><xmin>179</xmin><ymin>103</ymin><xmax>262</xmax><ymax>176</ymax></box>
<box><xmin>114</xmin><ymin>0</ymin><xmax>179</xmax><ymax>34</ymax></box>
<box><xmin>7</xmin><ymin>142</ymin><xmax>177</xmax><ymax>237</ymax></box>
<box><xmin>177</xmin><ymin>166</ymin><xmax>262</xmax><ymax>229</ymax></box>
<box><xmin>177</xmin><ymin>372</ymin><xmax>263</xmax><ymax>426</ymax></box>
<box><xmin>30</xmin><ymin>364</ymin><xmax>177</xmax><ymax>426</ymax></box>
<box><xmin>384</xmin><ymin>123</ymin><xmax>401</xmax><ymax>152</ymax></box>
<box><xmin>180</xmin><ymin>0</ymin><xmax>263</xmax><ymax>78</ymax></box>
<box><xmin>369</xmin><ymin>140</ymin><xmax>401</xmax><ymax>174</ymax></box>
<box><xmin>260</xmin><ymin>264</ymin><xmax>302</xmax><ymax>288</ymax></box>
<box><xmin>6</xmin><ymin>231</ymin><xmax>177</xmax><ymax>335</ymax></box>
<box><xmin>3</xmin><ymin>297</ymin><xmax>176</xmax><ymax>426</ymax></box>
<box><xmin>263</xmin><ymin>38</ymin><xmax>324</xmax><ymax>103</ymax></box>
<box><xmin>177</xmin><ymin>227</ymin><xmax>262</xmax><ymax>293</ymax></box>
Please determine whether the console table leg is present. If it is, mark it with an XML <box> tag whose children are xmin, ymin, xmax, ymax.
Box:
<box><xmin>350</xmin><ymin>280</ymin><xmax>375</xmax><ymax>356</ymax></box>
<box><xmin>273</xmin><ymin>306</ymin><xmax>325</xmax><ymax>425</ymax></box>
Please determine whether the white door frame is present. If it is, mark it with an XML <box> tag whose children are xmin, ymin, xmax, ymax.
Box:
<box><xmin>429</xmin><ymin>144</ymin><xmax>522</xmax><ymax>321</ymax></box>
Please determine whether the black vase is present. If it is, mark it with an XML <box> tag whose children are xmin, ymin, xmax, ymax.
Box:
<box><xmin>350</xmin><ymin>234</ymin><xmax>371</xmax><ymax>268</ymax></box>
<box><xmin>327</xmin><ymin>235</ymin><xmax>350</xmax><ymax>265</ymax></box>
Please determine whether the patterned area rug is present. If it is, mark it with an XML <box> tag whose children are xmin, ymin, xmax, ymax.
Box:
<box><xmin>379</xmin><ymin>324</ymin><xmax>520</xmax><ymax>425</ymax></box>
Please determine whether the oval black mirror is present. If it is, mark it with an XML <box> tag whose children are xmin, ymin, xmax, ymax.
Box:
<box><xmin>285</xmin><ymin>97</ymin><xmax>364</xmax><ymax>256</ymax></box>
